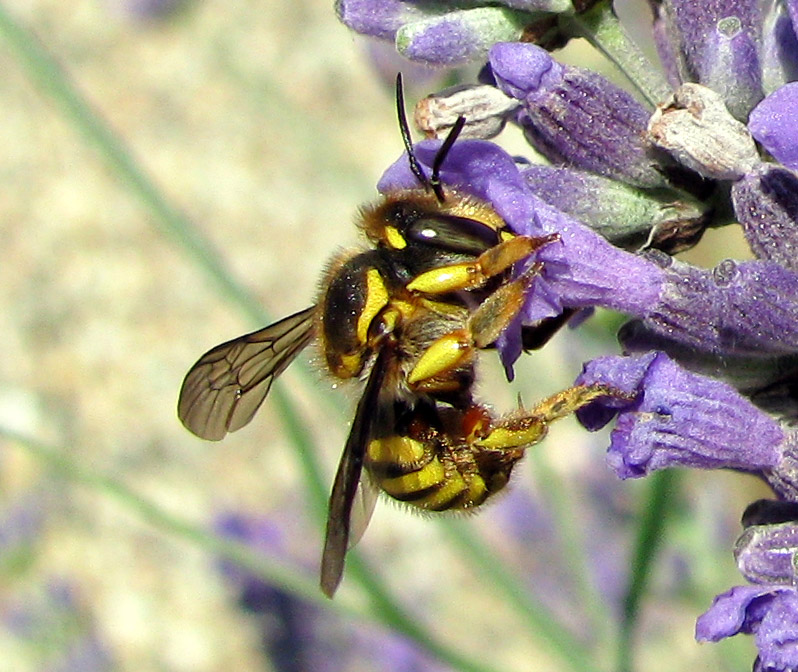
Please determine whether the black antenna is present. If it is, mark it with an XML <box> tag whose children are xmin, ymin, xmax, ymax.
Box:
<box><xmin>429</xmin><ymin>115</ymin><xmax>465</xmax><ymax>203</ymax></box>
<box><xmin>395</xmin><ymin>73</ymin><xmax>466</xmax><ymax>204</ymax></box>
<box><xmin>395</xmin><ymin>73</ymin><xmax>429</xmax><ymax>190</ymax></box>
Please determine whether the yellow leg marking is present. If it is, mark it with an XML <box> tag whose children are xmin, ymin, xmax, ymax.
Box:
<box><xmin>474</xmin><ymin>384</ymin><xmax>624</xmax><ymax>451</ymax></box>
<box><xmin>406</xmin><ymin>234</ymin><xmax>556</xmax><ymax>295</ymax></box>
<box><xmin>529</xmin><ymin>384</ymin><xmax>622</xmax><ymax>424</ymax></box>
<box><xmin>475</xmin><ymin>416</ymin><xmax>547</xmax><ymax>450</ymax></box>
<box><xmin>407</xmin><ymin>330</ymin><xmax>471</xmax><ymax>385</ymax></box>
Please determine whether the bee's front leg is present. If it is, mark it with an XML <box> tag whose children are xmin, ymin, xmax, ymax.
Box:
<box><xmin>406</xmin><ymin>233</ymin><xmax>559</xmax><ymax>294</ymax></box>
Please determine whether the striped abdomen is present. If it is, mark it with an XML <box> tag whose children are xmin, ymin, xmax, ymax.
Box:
<box><xmin>365</xmin><ymin>431</ymin><xmax>517</xmax><ymax>511</ymax></box>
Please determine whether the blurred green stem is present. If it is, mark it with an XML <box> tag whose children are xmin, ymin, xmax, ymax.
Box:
<box><xmin>617</xmin><ymin>470</ymin><xmax>679</xmax><ymax>672</ymax></box>
<box><xmin>531</xmin><ymin>451</ymin><xmax>616</xmax><ymax>658</ymax></box>
<box><xmin>441</xmin><ymin>518</ymin><xmax>603</xmax><ymax>672</ymax></box>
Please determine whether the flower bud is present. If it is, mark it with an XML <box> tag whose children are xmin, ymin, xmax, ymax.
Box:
<box><xmin>414</xmin><ymin>84</ymin><xmax>519</xmax><ymax>140</ymax></box>
<box><xmin>732</xmin><ymin>164</ymin><xmax>798</xmax><ymax>271</ymax></box>
<box><xmin>648</xmin><ymin>84</ymin><xmax>759</xmax><ymax>180</ymax></box>
<box><xmin>735</xmin><ymin>517</ymin><xmax>798</xmax><ymax>585</ymax></box>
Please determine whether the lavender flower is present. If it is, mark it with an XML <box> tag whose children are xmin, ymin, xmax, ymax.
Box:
<box><xmin>696</xmin><ymin>500</ymin><xmax>798</xmax><ymax>671</ymax></box>
<box><xmin>341</xmin><ymin>0</ymin><xmax>798</xmax><ymax>667</ymax></box>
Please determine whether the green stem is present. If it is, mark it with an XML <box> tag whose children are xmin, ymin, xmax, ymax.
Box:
<box><xmin>2</xmin><ymin>426</ymin><xmax>507</xmax><ymax>672</ymax></box>
<box><xmin>531</xmin><ymin>452</ymin><xmax>615</xmax><ymax>658</ymax></box>
<box><xmin>0</xmin><ymin>3</ymin><xmax>265</xmax><ymax>324</ymax></box>
<box><xmin>565</xmin><ymin>1</ymin><xmax>671</xmax><ymax>108</ymax></box>
<box><xmin>441</xmin><ymin>518</ymin><xmax>604</xmax><ymax>672</ymax></box>
<box><xmin>617</xmin><ymin>470</ymin><xmax>679</xmax><ymax>672</ymax></box>
<box><xmin>0</xmin><ymin>427</ymin><xmax>327</xmax><ymax>607</ymax></box>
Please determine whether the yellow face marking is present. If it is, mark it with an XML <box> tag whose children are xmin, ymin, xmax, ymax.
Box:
<box><xmin>384</xmin><ymin>225</ymin><xmax>407</xmax><ymax>249</ymax></box>
<box><xmin>408</xmin><ymin>332</ymin><xmax>471</xmax><ymax>386</ymax></box>
<box><xmin>356</xmin><ymin>268</ymin><xmax>389</xmax><ymax>346</ymax></box>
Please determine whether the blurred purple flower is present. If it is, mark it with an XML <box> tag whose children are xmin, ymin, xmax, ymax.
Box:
<box><xmin>3</xmin><ymin>580</ymin><xmax>114</xmax><ymax>672</ymax></box>
<box><xmin>214</xmin><ymin>511</ymin><xmax>445</xmax><ymax>672</ymax></box>
<box><xmin>108</xmin><ymin>0</ymin><xmax>186</xmax><ymax>20</ymax></box>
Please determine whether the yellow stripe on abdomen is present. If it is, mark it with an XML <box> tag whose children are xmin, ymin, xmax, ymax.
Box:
<box><xmin>367</xmin><ymin>436</ymin><xmax>489</xmax><ymax>511</ymax></box>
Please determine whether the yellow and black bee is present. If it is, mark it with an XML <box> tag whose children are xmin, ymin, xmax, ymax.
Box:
<box><xmin>177</xmin><ymin>75</ymin><xmax>614</xmax><ymax>597</ymax></box>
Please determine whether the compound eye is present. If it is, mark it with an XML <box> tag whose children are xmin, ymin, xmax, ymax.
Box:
<box><xmin>405</xmin><ymin>215</ymin><xmax>500</xmax><ymax>255</ymax></box>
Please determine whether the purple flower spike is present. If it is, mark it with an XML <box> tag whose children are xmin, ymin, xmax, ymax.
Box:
<box><xmin>732</xmin><ymin>164</ymin><xmax>798</xmax><ymax>271</ymax></box>
<box><xmin>749</xmin><ymin>82</ymin><xmax>798</xmax><ymax>169</ymax></box>
<box><xmin>575</xmin><ymin>352</ymin><xmax>785</xmax><ymax>479</ymax></box>
<box><xmin>697</xmin><ymin>584</ymin><xmax>798</xmax><ymax>672</ymax></box>
<box><xmin>488</xmin><ymin>42</ymin><xmax>665</xmax><ymax>188</ymax></box>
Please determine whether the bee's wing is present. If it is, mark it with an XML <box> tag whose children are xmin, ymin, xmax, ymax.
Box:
<box><xmin>178</xmin><ymin>306</ymin><xmax>317</xmax><ymax>441</ymax></box>
<box><xmin>320</xmin><ymin>347</ymin><xmax>390</xmax><ymax>598</ymax></box>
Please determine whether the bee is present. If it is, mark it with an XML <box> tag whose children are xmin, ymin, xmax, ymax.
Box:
<box><xmin>178</xmin><ymin>75</ymin><xmax>616</xmax><ymax>597</ymax></box>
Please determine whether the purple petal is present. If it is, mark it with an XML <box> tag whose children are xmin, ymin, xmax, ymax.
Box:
<box><xmin>696</xmin><ymin>584</ymin><xmax>784</xmax><ymax>640</ymax></box>
<box><xmin>575</xmin><ymin>352</ymin><xmax>785</xmax><ymax>479</ymax></box>
<box><xmin>698</xmin><ymin>584</ymin><xmax>798</xmax><ymax>671</ymax></box>
<box><xmin>749</xmin><ymin>82</ymin><xmax>798</xmax><ymax>169</ymax></box>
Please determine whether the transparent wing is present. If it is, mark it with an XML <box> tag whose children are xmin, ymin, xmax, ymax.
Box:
<box><xmin>347</xmin><ymin>472</ymin><xmax>379</xmax><ymax>551</ymax></box>
<box><xmin>320</xmin><ymin>347</ymin><xmax>389</xmax><ymax>598</ymax></box>
<box><xmin>177</xmin><ymin>306</ymin><xmax>316</xmax><ymax>441</ymax></box>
